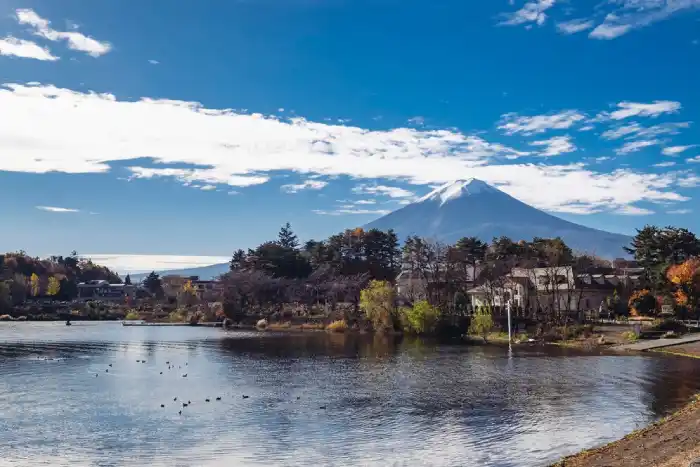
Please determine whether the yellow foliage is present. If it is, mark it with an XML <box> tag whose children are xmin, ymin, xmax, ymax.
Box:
<box><xmin>47</xmin><ymin>276</ymin><xmax>60</xmax><ymax>296</ymax></box>
<box><xmin>667</xmin><ymin>258</ymin><xmax>700</xmax><ymax>307</ymax></box>
<box><xmin>326</xmin><ymin>320</ymin><xmax>348</xmax><ymax>332</ymax></box>
<box><xmin>30</xmin><ymin>273</ymin><xmax>40</xmax><ymax>297</ymax></box>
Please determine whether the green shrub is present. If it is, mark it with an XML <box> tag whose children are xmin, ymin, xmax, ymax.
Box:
<box><xmin>124</xmin><ymin>311</ymin><xmax>140</xmax><ymax>320</ymax></box>
<box><xmin>469</xmin><ymin>306</ymin><xmax>494</xmax><ymax>342</ymax></box>
<box><xmin>399</xmin><ymin>301</ymin><xmax>441</xmax><ymax>335</ymax></box>
<box><xmin>168</xmin><ymin>309</ymin><xmax>187</xmax><ymax>323</ymax></box>
<box><xmin>622</xmin><ymin>330</ymin><xmax>639</xmax><ymax>342</ymax></box>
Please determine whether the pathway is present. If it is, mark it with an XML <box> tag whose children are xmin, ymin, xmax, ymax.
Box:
<box><xmin>616</xmin><ymin>333</ymin><xmax>700</xmax><ymax>351</ymax></box>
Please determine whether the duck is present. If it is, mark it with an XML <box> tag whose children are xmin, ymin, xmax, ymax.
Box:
<box><xmin>319</xmin><ymin>406</ymin><xmax>327</xmax><ymax>410</ymax></box>
<box><xmin>182</xmin><ymin>403</ymin><xmax>188</xmax><ymax>407</ymax></box>
<box><xmin>173</xmin><ymin>397</ymin><xmax>177</xmax><ymax>402</ymax></box>
<box><xmin>178</xmin><ymin>410</ymin><xmax>182</xmax><ymax>415</ymax></box>
<box><xmin>205</xmin><ymin>398</ymin><xmax>210</xmax><ymax>403</ymax></box>
<box><xmin>182</xmin><ymin>374</ymin><xmax>187</xmax><ymax>378</ymax></box>
<box><xmin>242</xmin><ymin>395</ymin><xmax>249</xmax><ymax>399</ymax></box>
<box><xmin>215</xmin><ymin>397</ymin><xmax>221</xmax><ymax>401</ymax></box>
<box><xmin>160</xmin><ymin>372</ymin><xmax>163</xmax><ymax>375</ymax></box>
<box><xmin>160</xmin><ymin>404</ymin><xmax>165</xmax><ymax>408</ymax></box>
<box><xmin>108</xmin><ymin>364</ymin><xmax>112</xmax><ymax>367</ymax></box>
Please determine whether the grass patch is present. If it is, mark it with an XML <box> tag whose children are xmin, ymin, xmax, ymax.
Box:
<box><xmin>267</xmin><ymin>322</ymin><xmax>292</xmax><ymax>330</ymax></box>
<box><xmin>124</xmin><ymin>311</ymin><xmax>141</xmax><ymax>320</ymax></box>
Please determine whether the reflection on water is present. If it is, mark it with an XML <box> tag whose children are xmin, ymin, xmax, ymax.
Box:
<box><xmin>1</xmin><ymin>322</ymin><xmax>700</xmax><ymax>467</ymax></box>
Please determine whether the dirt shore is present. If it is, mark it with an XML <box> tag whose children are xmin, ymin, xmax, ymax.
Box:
<box><xmin>554</xmin><ymin>394</ymin><xmax>700</xmax><ymax>467</ymax></box>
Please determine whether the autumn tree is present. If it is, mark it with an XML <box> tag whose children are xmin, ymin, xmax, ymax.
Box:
<box><xmin>360</xmin><ymin>280</ymin><xmax>397</xmax><ymax>332</ymax></box>
<box><xmin>178</xmin><ymin>279</ymin><xmax>199</xmax><ymax>307</ymax></box>
<box><xmin>628</xmin><ymin>289</ymin><xmax>657</xmax><ymax>316</ymax></box>
<box><xmin>47</xmin><ymin>276</ymin><xmax>61</xmax><ymax>297</ymax></box>
<box><xmin>666</xmin><ymin>258</ymin><xmax>700</xmax><ymax>315</ymax></box>
<box><xmin>30</xmin><ymin>273</ymin><xmax>40</xmax><ymax>297</ymax></box>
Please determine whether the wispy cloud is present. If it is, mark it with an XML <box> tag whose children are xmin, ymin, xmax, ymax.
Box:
<box><xmin>499</xmin><ymin>0</ymin><xmax>556</xmax><ymax>27</ymax></box>
<box><xmin>556</xmin><ymin>18</ymin><xmax>595</xmax><ymax>34</ymax></box>
<box><xmin>615</xmin><ymin>139</ymin><xmax>661</xmax><ymax>155</ymax></box>
<box><xmin>529</xmin><ymin>135</ymin><xmax>576</xmax><ymax>157</ymax></box>
<box><xmin>601</xmin><ymin>122</ymin><xmax>690</xmax><ymax>140</ymax></box>
<box><xmin>677</xmin><ymin>174</ymin><xmax>700</xmax><ymax>187</ymax></box>
<box><xmin>600</xmin><ymin>101</ymin><xmax>682</xmax><ymax>121</ymax></box>
<box><xmin>408</xmin><ymin>116</ymin><xmax>425</xmax><ymax>126</ymax></box>
<box><xmin>36</xmin><ymin>205</ymin><xmax>80</xmax><ymax>213</ymax></box>
<box><xmin>617</xmin><ymin>205</ymin><xmax>654</xmax><ymax>215</ymax></box>
<box><xmin>668</xmin><ymin>208</ymin><xmax>691</xmax><ymax>214</ymax></box>
<box><xmin>687</xmin><ymin>156</ymin><xmax>700</xmax><ymax>164</ymax></box>
<box><xmin>313</xmin><ymin>208</ymin><xmax>391</xmax><ymax>216</ymax></box>
<box><xmin>352</xmin><ymin>184</ymin><xmax>415</xmax><ymax>199</ymax></box>
<box><xmin>589</xmin><ymin>2</ymin><xmax>700</xmax><ymax>40</ymax></box>
<box><xmin>653</xmin><ymin>161</ymin><xmax>676</xmax><ymax>168</ymax></box>
<box><xmin>281</xmin><ymin>179</ymin><xmax>328</xmax><ymax>193</ymax></box>
<box><xmin>663</xmin><ymin>145</ymin><xmax>696</xmax><ymax>156</ymax></box>
<box><xmin>148</xmin><ymin>59</ymin><xmax>159</xmax><ymax>65</ymax></box>
<box><xmin>0</xmin><ymin>37</ymin><xmax>58</xmax><ymax>61</ymax></box>
<box><xmin>16</xmin><ymin>9</ymin><xmax>111</xmax><ymax>57</ymax></box>
<box><xmin>498</xmin><ymin>110</ymin><xmax>586</xmax><ymax>135</ymax></box>
<box><xmin>0</xmin><ymin>82</ymin><xmax>690</xmax><ymax>215</ymax></box>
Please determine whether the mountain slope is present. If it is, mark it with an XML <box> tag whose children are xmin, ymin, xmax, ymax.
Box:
<box><xmin>129</xmin><ymin>262</ymin><xmax>229</xmax><ymax>282</ymax></box>
<box><xmin>364</xmin><ymin>179</ymin><xmax>632</xmax><ymax>258</ymax></box>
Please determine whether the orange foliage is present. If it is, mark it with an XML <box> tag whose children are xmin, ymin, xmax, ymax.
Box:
<box><xmin>628</xmin><ymin>289</ymin><xmax>655</xmax><ymax>316</ymax></box>
<box><xmin>666</xmin><ymin>258</ymin><xmax>700</xmax><ymax>307</ymax></box>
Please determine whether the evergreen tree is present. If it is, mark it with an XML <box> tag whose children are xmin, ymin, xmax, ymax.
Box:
<box><xmin>143</xmin><ymin>271</ymin><xmax>163</xmax><ymax>295</ymax></box>
<box><xmin>277</xmin><ymin>222</ymin><xmax>299</xmax><ymax>249</ymax></box>
<box><xmin>124</xmin><ymin>274</ymin><xmax>132</xmax><ymax>285</ymax></box>
<box><xmin>229</xmin><ymin>249</ymin><xmax>247</xmax><ymax>271</ymax></box>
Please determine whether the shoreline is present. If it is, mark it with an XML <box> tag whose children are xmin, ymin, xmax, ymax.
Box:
<box><xmin>552</xmin><ymin>393</ymin><xmax>700</xmax><ymax>467</ymax></box>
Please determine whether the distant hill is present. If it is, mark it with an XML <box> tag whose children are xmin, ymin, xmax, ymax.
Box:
<box><xmin>129</xmin><ymin>262</ymin><xmax>229</xmax><ymax>282</ymax></box>
<box><xmin>364</xmin><ymin>178</ymin><xmax>633</xmax><ymax>258</ymax></box>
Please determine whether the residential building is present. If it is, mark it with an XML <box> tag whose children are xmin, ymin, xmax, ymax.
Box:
<box><xmin>77</xmin><ymin>280</ymin><xmax>138</xmax><ymax>302</ymax></box>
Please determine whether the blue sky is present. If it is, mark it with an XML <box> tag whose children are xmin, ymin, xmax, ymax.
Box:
<box><xmin>0</xmin><ymin>0</ymin><xmax>699</xmax><ymax>273</ymax></box>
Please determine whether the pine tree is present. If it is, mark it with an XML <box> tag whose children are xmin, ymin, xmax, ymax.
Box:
<box><xmin>277</xmin><ymin>222</ymin><xmax>299</xmax><ymax>249</ymax></box>
<box><xmin>143</xmin><ymin>272</ymin><xmax>162</xmax><ymax>295</ymax></box>
<box><xmin>124</xmin><ymin>274</ymin><xmax>132</xmax><ymax>285</ymax></box>
<box><xmin>229</xmin><ymin>249</ymin><xmax>247</xmax><ymax>271</ymax></box>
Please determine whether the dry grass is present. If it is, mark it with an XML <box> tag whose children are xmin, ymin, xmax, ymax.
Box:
<box><xmin>326</xmin><ymin>320</ymin><xmax>348</xmax><ymax>333</ymax></box>
<box><xmin>267</xmin><ymin>322</ymin><xmax>292</xmax><ymax>330</ymax></box>
<box><xmin>299</xmin><ymin>322</ymin><xmax>326</xmax><ymax>331</ymax></box>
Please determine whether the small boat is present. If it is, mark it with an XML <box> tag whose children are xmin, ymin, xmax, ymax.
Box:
<box><xmin>65</xmin><ymin>320</ymin><xmax>72</xmax><ymax>326</ymax></box>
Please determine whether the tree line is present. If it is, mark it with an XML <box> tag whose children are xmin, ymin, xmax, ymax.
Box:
<box><xmin>0</xmin><ymin>251</ymin><xmax>122</xmax><ymax>312</ymax></box>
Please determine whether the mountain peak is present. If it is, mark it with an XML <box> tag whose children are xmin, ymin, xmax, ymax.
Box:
<box><xmin>418</xmin><ymin>178</ymin><xmax>496</xmax><ymax>205</ymax></box>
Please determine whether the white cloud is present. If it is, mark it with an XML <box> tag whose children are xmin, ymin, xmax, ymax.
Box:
<box><xmin>0</xmin><ymin>37</ymin><xmax>58</xmax><ymax>61</ymax></box>
<box><xmin>352</xmin><ymin>184</ymin><xmax>415</xmax><ymax>198</ymax></box>
<box><xmin>600</xmin><ymin>100</ymin><xmax>682</xmax><ymax>121</ymax></box>
<box><xmin>556</xmin><ymin>19</ymin><xmax>595</xmax><ymax>34</ymax></box>
<box><xmin>615</xmin><ymin>139</ymin><xmax>661</xmax><ymax>155</ymax></box>
<box><xmin>617</xmin><ymin>205</ymin><xmax>654</xmax><ymax>215</ymax></box>
<box><xmin>16</xmin><ymin>9</ymin><xmax>111</xmax><ymax>57</ymax></box>
<box><xmin>83</xmin><ymin>254</ymin><xmax>230</xmax><ymax>274</ymax></box>
<box><xmin>601</xmin><ymin>122</ymin><xmax>690</xmax><ymax>140</ymax></box>
<box><xmin>663</xmin><ymin>145</ymin><xmax>696</xmax><ymax>156</ymax></box>
<box><xmin>148</xmin><ymin>59</ymin><xmax>159</xmax><ymax>65</ymax></box>
<box><xmin>127</xmin><ymin>167</ymin><xmax>269</xmax><ymax>187</ymax></box>
<box><xmin>498</xmin><ymin>110</ymin><xmax>586</xmax><ymax>135</ymax></box>
<box><xmin>653</xmin><ymin>161</ymin><xmax>676</xmax><ymax>168</ymax></box>
<box><xmin>36</xmin><ymin>205</ymin><xmax>79</xmax><ymax>212</ymax></box>
<box><xmin>677</xmin><ymin>174</ymin><xmax>700</xmax><ymax>187</ymax></box>
<box><xmin>687</xmin><ymin>156</ymin><xmax>700</xmax><ymax>163</ymax></box>
<box><xmin>0</xmin><ymin>82</ymin><xmax>690</xmax><ymax>215</ymax></box>
<box><xmin>668</xmin><ymin>208</ymin><xmax>691</xmax><ymax>214</ymax></box>
<box><xmin>589</xmin><ymin>2</ymin><xmax>700</xmax><ymax>40</ymax></box>
<box><xmin>280</xmin><ymin>179</ymin><xmax>328</xmax><ymax>193</ymax></box>
<box><xmin>408</xmin><ymin>116</ymin><xmax>425</xmax><ymax>125</ymax></box>
<box><xmin>354</xmin><ymin>199</ymin><xmax>376</xmax><ymax>205</ymax></box>
<box><xmin>200</xmin><ymin>184</ymin><xmax>217</xmax><ymax>191</ymax></box>
<box><xmin>529</xmin><ymin>135</ymin><xmax>576</xmax><ymax>157</ymax></box>
<box><xmin>499</xmin><ymin>0</ymin><xmax>556</xmax><ymax>27</ymax></box>
<box><xmin>313</xmin><ymin>208</ymin><xmax>391</xmax><ymax>216</ymax></box>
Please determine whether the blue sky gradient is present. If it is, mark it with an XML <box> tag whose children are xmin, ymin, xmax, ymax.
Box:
<box><xmin>0</xmin><ymin>0</ymin><xmax>699</xmax><ymax>272</ymax></box>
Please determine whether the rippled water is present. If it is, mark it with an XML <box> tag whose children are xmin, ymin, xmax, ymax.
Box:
<box><xmin>1</xmin><ymin>323</ymin><xmax>700</xmax><ymax>466</ymax></box>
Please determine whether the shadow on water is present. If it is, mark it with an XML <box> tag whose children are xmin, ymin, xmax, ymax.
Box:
<box><xmin>2</xmin><ymin>323</ymin><xmax>700</xmax><ymax>466</ymax></box>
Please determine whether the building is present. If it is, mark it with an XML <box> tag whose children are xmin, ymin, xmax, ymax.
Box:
<box><xmin>77</xmin><ymin>280</ymin><xmax>138</xmax><ymax>302</ymax></box>
<box><xmin>161</xmin><ymin>275</ymin><xmax>224</xmax><ymax>301</ymax></box>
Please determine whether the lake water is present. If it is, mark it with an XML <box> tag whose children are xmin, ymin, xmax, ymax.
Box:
<box><xmin>1</xmin><ymin>323</ymin><xmax>700</xmax><ymax>467</ymax></box>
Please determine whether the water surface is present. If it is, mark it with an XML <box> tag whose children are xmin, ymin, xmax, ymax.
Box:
<box><xmin>1</xmin><ymin>322</ymin><xmax>700</xmax><ymax>467</ymax></box>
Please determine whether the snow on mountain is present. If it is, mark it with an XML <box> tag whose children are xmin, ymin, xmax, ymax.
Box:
<box><xmin>365</xmin><ymin>179</ymin><xmax>632</xmax><ymax>258</ymax></box>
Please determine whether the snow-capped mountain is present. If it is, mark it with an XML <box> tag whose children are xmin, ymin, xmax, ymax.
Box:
<box><xmin>364</xmin><ymin>179</ymin><xmax>632</xmax><ymax>258</ymax></box>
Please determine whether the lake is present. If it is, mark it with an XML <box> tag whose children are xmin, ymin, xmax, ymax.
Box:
<box><xmin>1</xmin><ymin>323</ymin><xmax>700</xmax><ymax>467</ymax></box>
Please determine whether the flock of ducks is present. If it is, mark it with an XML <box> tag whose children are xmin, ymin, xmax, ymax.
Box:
<box><xmin>92</xmin><ymin>358</ymin><xmax>329</xmax><ymax>414</ymax></box>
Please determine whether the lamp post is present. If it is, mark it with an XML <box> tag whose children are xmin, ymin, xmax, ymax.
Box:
<box><xmin>506</xmin><ymin>299</ymin><xmax>512</xmax><ymax>348</ymax></box>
